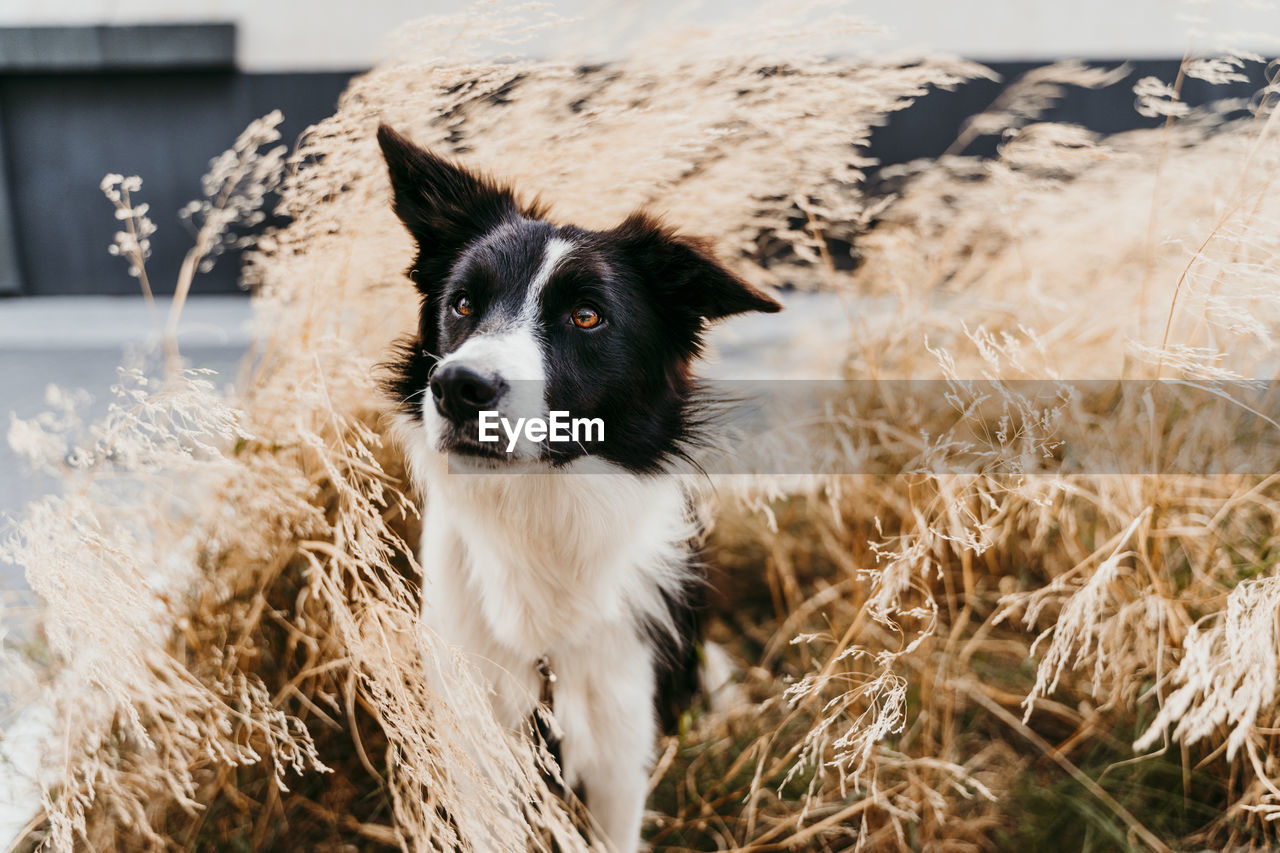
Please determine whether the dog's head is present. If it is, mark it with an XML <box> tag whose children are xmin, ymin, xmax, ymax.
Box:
<box><xmin>379</xmin><ymin>124</ymin><xmax>781</xmax><ymax>472</ymax></box>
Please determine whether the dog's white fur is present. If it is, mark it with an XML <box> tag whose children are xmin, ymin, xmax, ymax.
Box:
<box><xmin>397</xmin><ymin>433</ymin><xmax>694</xmax><ymax>851</ymax></box>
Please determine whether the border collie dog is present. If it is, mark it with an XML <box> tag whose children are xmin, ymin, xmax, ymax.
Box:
<box><xmin>378</xmin><ymin>124</ymin><xmax>780</xmax><ymax>852</ymax></box>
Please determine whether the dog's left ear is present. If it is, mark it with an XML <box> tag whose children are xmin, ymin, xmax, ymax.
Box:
<box><xmin>377</xmin><ymin>123</ymin><xmax>520</xmax><ymax>290</ymax></box>
<box><xmin>611</xmin><ymin>213</ymin><xmax>782</xmax><ymax>320</ymax></box>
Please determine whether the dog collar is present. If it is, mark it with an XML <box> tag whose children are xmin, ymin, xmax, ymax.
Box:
<box><xmin>535</xmin><ymin>654</ymin><xmax>557</xmax><ymax>709</ymax></box>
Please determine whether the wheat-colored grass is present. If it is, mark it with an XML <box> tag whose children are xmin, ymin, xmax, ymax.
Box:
<box><xmin>5</xmin><ymin>2</ymin><xmax>1280</xmax><ymax>851</ymax></box>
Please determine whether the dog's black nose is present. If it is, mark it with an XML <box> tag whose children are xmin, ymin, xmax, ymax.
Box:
<box><xmin>430</xmin><ymin>364</ymin><xmax>503</xmax><ymax>421</ymax></box>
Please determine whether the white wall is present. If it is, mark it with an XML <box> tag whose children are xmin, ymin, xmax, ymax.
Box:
<box><xmin>0</xmin><ymin>0</ymin><xmax>1275</xmax><ymax>71</ymax></box>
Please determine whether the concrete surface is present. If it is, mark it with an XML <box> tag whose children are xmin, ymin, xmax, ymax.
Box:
<box><xmin>0</xmin><ymin>296</ymin><xmax>253</xmax><ymax>591</ymax></box>
<box><xmin>0</xmin><ymin>295</ymin><xmax>251</xmax><ymax>850</ymax></box>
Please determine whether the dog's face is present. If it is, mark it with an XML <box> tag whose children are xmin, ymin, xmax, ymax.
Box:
<box><xmin>379</xmin><ymin>124</ymin><xmax>781</xmax><ymax>472</ymax></box>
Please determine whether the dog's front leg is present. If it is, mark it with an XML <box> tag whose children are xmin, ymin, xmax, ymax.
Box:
<box><xmin>576</xmin><ymin>715</ymin><xmax>653</xmax><ymax>852</ymax></box>
<box><xmin>560</xmin><ymin>640</ymin><xmax>658</xmax><ymax>853</ymax></box>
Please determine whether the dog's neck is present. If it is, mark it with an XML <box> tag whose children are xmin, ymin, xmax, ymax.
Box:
<box><xmin>397</xmin><ymin>417</ymin><xmax>696</xmax><ymax>652</ymax></box>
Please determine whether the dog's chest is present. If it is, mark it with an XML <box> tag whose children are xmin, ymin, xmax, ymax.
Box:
<box><xmin>418</xmin><ymin>468</ymin><xmax>693</xmax><ymax>679</ymax></box>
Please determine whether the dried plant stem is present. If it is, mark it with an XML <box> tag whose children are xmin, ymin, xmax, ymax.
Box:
<box><xmin>1137</xmin><ymin>48</ymin><xmax>1189</xmax><ymax>353</ymax></box>
<box><xmin>1156</xmin><ymin>78</ymin><xmax>1280</xmax><ymax>378</ymax></box>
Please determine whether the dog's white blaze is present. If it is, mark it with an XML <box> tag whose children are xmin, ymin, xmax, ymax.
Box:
<box><xmin>524</xmin><ymin>236</ymin><xmax>574</xmax><ymax>318</ymax></box>
<box><xmin>424</xmin><ymin>235</ymin><xmax>577</xmax><ymax>459</ymax></box>
<box><xmin>422</xmin><ymin>327</ymin><xmax>545</xmax><ymax>456</ymax></box>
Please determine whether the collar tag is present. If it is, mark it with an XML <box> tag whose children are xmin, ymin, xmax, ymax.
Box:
<box><xmin>535</xmin><ymin>654</ymin><xmax>557</xmax><ymax>707</ymax></box>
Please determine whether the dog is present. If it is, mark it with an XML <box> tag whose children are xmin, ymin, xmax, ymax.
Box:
<box><xmin>377</xmin><ymin>123</ymin><xmax>780</xmax><ymax>852</ymax></box>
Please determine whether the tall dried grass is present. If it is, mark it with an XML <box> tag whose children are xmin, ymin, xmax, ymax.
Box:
<box><xmin>5</xmin><ymin>2</ymin><xmax>1280</xmax><ymax>851</ymax></box>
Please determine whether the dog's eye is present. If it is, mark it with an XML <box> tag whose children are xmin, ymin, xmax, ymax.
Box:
<box><xmin>451</xmin><ymin>293</ymin><xmax>473</xmax><ymax>317</ymax></box>
<box><xmin>571</xmin><ymin>306</ymin><xmax>603</xmax><ymax>329</ymax></box>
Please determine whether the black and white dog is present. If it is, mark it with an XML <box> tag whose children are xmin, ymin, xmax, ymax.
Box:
<box><xmin>377</xmin><ymin>124</ymin><xmax>780</xmax><ymax>852</ymax></box>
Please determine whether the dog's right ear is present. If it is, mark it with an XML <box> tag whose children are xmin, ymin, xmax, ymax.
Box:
<box><xmin>377</xmin><ymin>124</ymin><xmax>519</xmax><ymax>290</ymax></box>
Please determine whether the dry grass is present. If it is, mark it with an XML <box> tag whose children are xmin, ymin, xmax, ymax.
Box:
<box><xmin>5</xmin><ymin>2</ymin><xmax>1280</xmax><ymax>851</ymax></box>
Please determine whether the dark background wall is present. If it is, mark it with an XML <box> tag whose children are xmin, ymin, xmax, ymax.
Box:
<box><xmin>0</xmin><ymin>23</ymin><xmax>355</xmax><ymax>297</ymax></box>
<box><xmin>0</xmin><ymin>71</ymin><xmax>353</xmax><ymax>294</ymax></box>
<box><xmin>1</xmin><ymin>69</ymin><xmax>352</xmax><ymax>295</ymax></box>
<box><xmin>0</xmin><ymin>24</ymin><xmax>1269</xmax><ymax>297</ymax></box>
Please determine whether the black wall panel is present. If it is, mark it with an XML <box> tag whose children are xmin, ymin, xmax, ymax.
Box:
<box><xmin>0</xmin><ymin>69</ymin><xmax>353</xmax><ymax>295</ymax></box>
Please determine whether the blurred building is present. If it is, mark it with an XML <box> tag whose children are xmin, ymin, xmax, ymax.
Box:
<box><xmin>0</xmin><ymin>0</ymin><xmax>1273</xmax><ymax>297</ymax></box>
